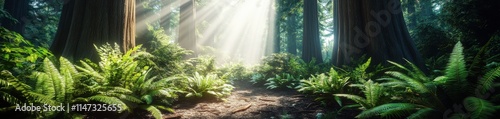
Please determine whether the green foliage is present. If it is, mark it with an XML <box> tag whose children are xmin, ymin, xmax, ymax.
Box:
<box><xmin>297</xmin><ymin>68</ymin><xmax>350</xmax><ymax>105</ymax></box>
<box><xmin>184</xmin><ymin>72</ymin><xmax>234</xmax><ymax>99</ymax></box>
<box><xmin>0</xmin><ymin>27</ymin><xmax>52</xmax><ymax>74</ymax></box>
<box><xmin>141</xmin><ymin>24</ymin><xmax>192</xmax><ymax>78</ymax></box>
<box><xmin>252</xmin><ymin>53</ymin><xmax>307</xmax><ymax>85</ymax></box>
<box><xmin>264</xmin><ymin>73</ymin><xmax>300</xmax><ymax>89</ymax></box>
<box><xmin>462</xmin><ymin>97</ymin><xmax>496</xmax><ymax>119</ymax></box>
<box><xmin>335</xmin><ymin>80</ymin><xmax>388</xmax><ymax>110</ymax></box>
<box><xmin>183</xmin><ymin>55</ymin><xmax>217</xmax><ymax>76</ymax></box>
<box><xmin>217</xmin><ymin>62</ymin><xmax>251</xmax><ymax>81</ymax></box>
<box><xmin>76</xmin><ymin>43</ymin><xmax>179</xmax><ymax>118</ymax></box>
<box><xmin>31</xmin><ymin>57</ymin><xmax>126</xmax><ymax>118</ymax></box>
<box><xmin>353</xmin><ymin>42</ymin><xmax>500</xmax><ymax>119</ymax></box>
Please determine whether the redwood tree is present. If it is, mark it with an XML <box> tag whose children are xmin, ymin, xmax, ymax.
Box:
<box><xmin>179</xmin><ymin>0</ymin><xmax>197</xmax><ymax>58</ymax></box>
<box><xmin>50</xmin><ymin>0</ymin><xmax>136</xmax><ymax>61</ymax></box>
<box><xmin>331</xmin><ymin>0</ymin><xmax>426</xmax><ymax>70</ymax></box>
<box><xmin>302</xmin><ymin>0</ymin><xmax>323</xmax><ymax>63</ymax></box>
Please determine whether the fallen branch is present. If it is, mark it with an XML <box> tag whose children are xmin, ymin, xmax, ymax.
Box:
<box><xmin>232</xmin><ymin>104</ymin><xmax>252</xmax><ymax>114</ymax></box>
<box><xmin>258</xmin><ymin>98</ymin><xmax>275</xmax><ymax>102</ymax></box>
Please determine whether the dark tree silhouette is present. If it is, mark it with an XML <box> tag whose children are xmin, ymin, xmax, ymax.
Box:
<box><xmin>331</xmin><ymin>0</ymin><xmax>426</xmax><ymax>70</ymax></box>
<box><xmin>302</xmin><ymin>0</ymin><xmax>323</xmax><ymax>63</ymax></box>
<box><xmin>50</xmin><ymin>0</ymin><xmax>136</xmax><ymax>61</ymax></box>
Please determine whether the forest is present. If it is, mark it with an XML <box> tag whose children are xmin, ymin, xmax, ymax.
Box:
<box><xmin>1</xmin><ymin>0</ymin><xmax>499</xmax><ymax>118</ymax></box>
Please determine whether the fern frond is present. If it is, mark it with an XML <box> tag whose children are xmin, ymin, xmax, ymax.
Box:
<box><xmin>406</xmin><ymin>108</ymin><xmax>434</xmax><ymax>119</ymax></box>
<box><xmin>442</xmin><ymin>42</ymin><xmax>468</xmax><ymax>99</ymax></box>
<box><xmin>356</xmin><ymin>103</ymin><xmax>419</xmax><ymax>119</ymax></box>
<box><xmin>140</xmin><ymin>105</ymin><xmax>162</xmax><ymax>119</ymax></box>
<box><xmin>477</xmin><ymin>66</ymin><xmax>500</xmax><ymax>94</ymax></box>
<box><xmin>385</xmin><ymin>71</ymin><xmax>430</xmax><ymax>94</ymax></box>
<box><xmin>0</xmin><ymin>91</ymin><xmax>21</xmax><ymax>105</ymax></box>
<box><xmin>334</xmin><ymin>94</ymin><xmax>369</xmax><ymax>109</ymax></box>
<box><xmin>463</xmin><ymin>97</ymin><xmax>496</xmax><ymax>119</ymax></box>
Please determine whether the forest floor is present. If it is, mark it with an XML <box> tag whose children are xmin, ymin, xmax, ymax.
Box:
<box><xmin>162</xmin><ymin>80</ymin><xmax>358</xmax><ymax>119</ymax></box>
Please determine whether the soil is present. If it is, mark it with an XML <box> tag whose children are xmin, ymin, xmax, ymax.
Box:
<box><xmin>163</xmin><ymin>80</ymin><xmax>358</xmax><ymax>119</ymax></box>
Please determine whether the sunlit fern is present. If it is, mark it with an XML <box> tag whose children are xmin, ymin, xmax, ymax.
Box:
<box><xmin>75</xmin><ymin>43</ymin><xmax>179</xmax><ymax>119</ymax></box>
<box><xmin>185</xmin><ymin>72</ymin><xmax>234</xmax><ymax>99</ymax></box>
<box><xmin>335</xmin><ymin>80</ymin><xmax>388</xmax><ymax>110</ymax></box>
<box><xmin>32</xmin><ymin>57</ymin><xmax>127</xmax><ymax>118</ymax></box>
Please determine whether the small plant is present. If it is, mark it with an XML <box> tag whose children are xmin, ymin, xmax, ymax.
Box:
<box><xmin>264</xmin><ymin>73</ymin><xmax>300</xmax><ymax>89</ymax></box>
<box><xmin>334</xmin><ymin>80</ymin><xmax>389</xmax><ymax>110</ymax></box>
<box><xmin>297</xmin><ymin>68</ymin><xmax>350</xmax><ymax>105</ymax></box>
<box><xmin>184</xmin><ymin>72</ymin><xmax>234</xmax><ymax>99</ymax></box>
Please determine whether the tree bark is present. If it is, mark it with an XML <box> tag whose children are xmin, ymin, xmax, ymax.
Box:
<box><xmin>286</xmin><ymin>14</ymin><xmax>297</xmax><ymax>55</ymax></box>
<box><xmin>302</xmin><ymin>0</ymin><xmax>323</xmax><ymax>63</ymax></box>
<box><xmin>1</xmin><ymin>0</ymin><xmax>29</xmax><ymax>35</ymax></box>
<box><xmin>179</xmin><ymin>0</ymin><xmax>197</xmax><ymax>58</ymax></box>
<box><xmin>331</xmin><ymin>0</ymin><xmax>426</xmax><ymax>71</ymax></box>
<box><xmin>50</xmin><ymin>0</ymin><xmax>136</xmax><ymax>61</ymax></box>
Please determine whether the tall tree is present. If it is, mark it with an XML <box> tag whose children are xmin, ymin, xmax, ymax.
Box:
<box><xmin>50</xmin><ymin>0</ymin><xmax>136</xmax><ymax>61</ymax></box>
<box><xmin>1</xmin><ymin>0</ymin><xmax>29</xmax><ymax>35</ymax></box>
<box><xmin>331</xmin><ymin>0</ymin><xmax>426</xmax><ymax>70</ymax></box>
<box><xmin>179</xmin><ymin>0</ymin><xmax>197</xmax><ymax>58</ymax></box>
<box><xmin>302</xmin><ymin>0</ymin><xmax>323</xmax><ymax>63</ymax></box>
<box><xmin>286</xmin><ymin>14</ymin><xmax>298</xmax><ymax>55</ymax></box>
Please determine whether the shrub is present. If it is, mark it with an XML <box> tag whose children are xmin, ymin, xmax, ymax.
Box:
<box><xmin>77</xmin><ymin>43</ymin><xmax>179</xmax><ymax>119</ymax></box>
<box><xmin>184</xmin><ymin>72</ymin><xmax>234</xmax><ymax>100</ymax></box>
<box><xmin>264</xmin><ymin>73</ymin><xmax>300</xmax><ymax>90</ymax></box>
<box><xmin>251</xmin><ymin>53</ymin><xmax>307</xmax><ymax>85</ymax></box>
<box><xmin>297</xmin><ymin>68</ymin><xmax>350</xmax><ymax>105</ymax></box>
<box><xmin>0</xmin><ymin>27</ymin><xmax>52</xmax><ymax>75</ymax></box>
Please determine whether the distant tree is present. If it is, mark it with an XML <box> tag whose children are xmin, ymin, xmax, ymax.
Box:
<box><xmin>179</xmin><ymin>0</ymin><xmax>197</xmax><ymax>58</ymax></box>
<box><xmin>286</xmin><ymin>14</ymin><xmax>298</xmax><ymax>55</ymax></box>
<box><xmin>50</xmin><ymin>0</ymin><xmax>136</xmax><ymax>61</ymax></box>
<box><xmin>302</xmin><ymin>0</ymin><xmax>323</xmax><ymax>63</ymax></box>
<box><xmin>331</xmin><ymin>0</ymin><xmax>426</xmax><ymax>71</ymax></box>
<box><xmin>1</xmin><ymin>0</ymin><xmax>28</xmax><ymax>35</ymax></box>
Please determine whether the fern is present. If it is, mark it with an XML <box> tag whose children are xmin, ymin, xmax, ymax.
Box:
<box><xmin>185</xmin><ymin>72</ymin><xmax>234</xmax><ymax>99</ymax></box>
<box><xmin>441</xmin><ymin>42</ymin><xmax>469</xmax><ymax>100</ymax></box>
<box><xmin>335</xmin><ymin>80</ymin><xmax>386</xmax><ymax>110</ymax></box>
<box><xmin>463</xmin><ymin>97</ymin><xmax>496</xmax><ymax>119</ymax></box>
<box><xmin>477</xmin><ymin>66</ymin><xmax>500</xmax><ymax>94</ymax></box>
<box><xmin>356</xmin><ymin>103</ymin><xmax>421</xmax><ymax>119</ymax></box>
<box><xmin>140</xmin><ymin>105</ymin><xmax>162</xmax><ymax>119</ymax></box>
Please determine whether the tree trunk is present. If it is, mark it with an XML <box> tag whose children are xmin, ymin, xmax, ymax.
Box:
<box><xmin>331</xmin><ymin>0</ymin><xmax>426</xmax><ymax>71</ymax></box>
<box><xmin>265</xmin><ymin>0</ymin><xmax>276</xmax><ymax>56</ymax></box>
<box><xmin>50</xmin><ymin>0</ymin><xmax>136</xmax><ymax>61</ymax></box>
<box><xmin>302</xmin><ymin>0</ymin><xmax>323</xmax><ymax>63</ymax></box>
<box><xmin>286</xmin><ymin>14</ymin><xmax>297</xmax><ymax>55</ymax></box>
<box><xmin>273</xmin><ymin>0</ymin><xmax>281</xmax><ymax>53</ymax></box>
<box><xmin>179</xmin><ymin>0</ymin><xmax>197</xmax><ymax>58</ymax></box>
<box><xmin>1</xmin><ymin>0</ymin><xmax>28</xmax><ymax>35</ymax></box>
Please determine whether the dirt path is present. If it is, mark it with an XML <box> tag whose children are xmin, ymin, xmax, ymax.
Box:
<box><xmin>164</xmin><ymin>80</ymin><xmax>357</xmax><ymax>119</ymax></box>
